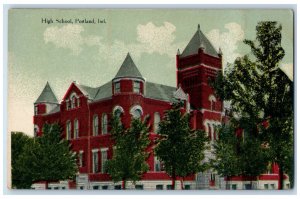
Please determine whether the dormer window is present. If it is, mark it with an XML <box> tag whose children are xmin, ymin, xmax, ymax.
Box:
<box><xmin>133</xmin><ymin>81</ymin><xmax>140</xmax><ymax>93</ymax></box>
<box><xmin>71</xmin><ymin>96</ymin><xmax>76</xmax><ymax>109</ymax></box>
<box><xmin>114</xmin><ymin>82</ymin><xmax>120</xmax><ymax>94</ymax></box>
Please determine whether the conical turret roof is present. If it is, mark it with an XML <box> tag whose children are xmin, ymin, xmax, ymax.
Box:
<box><xmin>35</xmin><ymin>82</ymin><xmax>58</xmax><ymax>104</ymax></box>
<box><xmin>180</xmin><ymin>24</ymin><xmax>218</xmax><ymax>57</ymax></box>
<box><xmin>114</xmin><ymin>53</ymin><xmax>143</xmax><ymax>80</ymax></box>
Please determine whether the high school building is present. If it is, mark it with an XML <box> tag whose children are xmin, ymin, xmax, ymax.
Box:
<box><xmin>32</xmin><ymin>25</ymin><xmax>289</xmax><ymax>190</ymax></box>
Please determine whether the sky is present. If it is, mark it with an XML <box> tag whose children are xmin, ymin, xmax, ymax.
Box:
<box><xmin>8</xmin><ymin>9</ymin><xmax>294</xmax><ymax>136</ymax></box>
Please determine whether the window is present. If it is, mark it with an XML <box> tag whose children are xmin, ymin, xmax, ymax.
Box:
<box><xmin>130</xmin><ymin>105</ymin><xmax>143</xmax><ymax>119</ymax></box>
<box><xmin>71</xmin><ymin>96</ymin><xmax>76</xmax><ymax>109</ymax></box>
<box><xmin>231</xmin><ymin>184</ymin><xmax>237</xmax><ymax>190</ymax></box>
<box><xmin>79</xmin><ymin>186</ymin><xmax>84</xmax><ymax>190</ymax></box>
<box><xmin>34</xmin><ymin>106</ymin><xmax>38</xmax><ymax>115</ymax></box>
<box><xmin>77</xmin><ymin>97</ymin><xmax>80</xmax><ymax>107</ymax></box>
<box><xmin>270</xmin><ymin>184</ymin><xmax>275</xmax><ymax>189</ymax></box>
<box><xmin>154</xmin><ymin>112</ymin><xmax>160</xmax><ymax>133</ymax></box>
<box><xmin>209</xmin><ymin>95</ymin><xmax>217</xmax><ymax>111</ymax></box>
<box><xmin>66</xmin><ymin>121</ymin><xmax>71</xmax><ymax>140</ymax></box>
<box><xmin>132</xmin><ymin>109</ymin><xmax>142</xmax><ymax>119</ymax></box>
<box><xmin>92</xmin><ymin>150</ymin><xmax>99</xmax><ymax>173</ymax></box>
<box><xmin>154</xmin><ymin>156</ymin><xmax>163</xmax><ymax>172</ymax></box>
<box><xmin>34</xmin><ymin>125</ymin><xmax>39</xmax><ymax>137</ymax></box>
<box><xmin>79</xmin><ymin>151</ymin><xmax>84</xmax><ymax>167</ymax></box>
<box><xmin>114</xmin><ymin>82</ymin><xmax>120</xmax><ymax>93</ymax></box>
<box><xmin>102</xmin><ymin>113</ymin><xmax>108</xmax><ymax>135</ymax></box>
<box><xmin>244</xmin><ymin>184</ymin><xmax>251</xmax><ymax>190</ymax></box>
<box><xmin>156</xmin><ymin>185</ymin><xmax>163</xmax><ymax>190</ymax></box>
<box><xmin>166</xmin><ymin>185</ymin><xmax>172</xmax><ymax>190</ymax></box>
<box><xmin>264</xmin><ymin>184</ymin><xmax>269</xmax><ymax>189</ymax></box>
<box><xmin>102</xmin><ymin>185</ymin><xmax>108</xmax><ymax>190</ymax></box>
<box><xmin>74</xmin><ymin>119</ymin><xmax>79</xmax><ymax>139</ymax></box>
<box><xmin>135</xmin><ymin>185</ymin><xmax>143</xmax><ymax>190</ymax></box>
<box><xmin>133</xmin><ymin>81</ymin><xmax>140</xmax><ymax>93</ymax></box>
<box><xmin>93</xmin><ymin>115</ymin><xmax>99</xmax><ymax>136</ymax></box>
<box><xmin>101</xmin><ymin>149</ymin><xmax>108</xmax><ymax>173</ymax></box>
<box><xmin>184</xmin><ymin>185</ymin><xmax>191</xmax><ymax>190</ymax></box>
<box><xmin>113</xmin><ymin>106</ymin><xmax>124</xmax><ymax>118</ymax></box>
<box><xmin>114</xmin><ymin>185</ymin><xmax>121</xmax><ymax>190</ymax></box>
<box><xmin>93</xmin><ymin>185</ymin><xmax>99</xmax><ymax>190</ymax></box>
<box><xmin>66</xmin><ymin>100</ymin><xmax>70</xmax><ymax>110</ymax></box>
<box><xmin>208</xmin><ymin>124</ymin><xmax>212</xmax><ymax>140</ymax></box>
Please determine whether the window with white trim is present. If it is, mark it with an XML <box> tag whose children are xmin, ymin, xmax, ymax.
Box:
<box><xmin>93</xmin><ymin>115</ymin><xmax>99</xmax><ymax>136</ymax></box>
<box><xmin>101</xmin><ymin>149</ymin><xmax>108</xmax><ymax>173</ymax></box>
<box><xmin>130</xmin><ymin>105</ymin><xmax>143</xmax><ymax>119</ymax></box>
<box><xmin>34</xmin><ymin>125</ymin><xmax>39</xmax><ymax>137</ymax></box>
<box><xmin>71</xmin><ymin>96</ymin><xmax>76</xmax><ymax>109</ymax></box>
<box><xmin>154</xmin><ymin>156</ymin><xmax>164</xmax><ymax>172</ymax></box>
<box><xmin>66</xmin><ymin>121</ymin><xmax>71</xmax><ymax>140</ymax></box>
<box><xmin>74</xmin><ymin>119</ymin><xmax>79</xmax><ymax>139</ymax></box>
<box><xmin>154</xmin><ymin>112</ymin><xmax>160</xmax><ymax>133</ymax></box>
<box><xmin>102</xmin><ymin>113</ymin><xmax>108</xmax><ymax>135</ymax></box>
<box><xmin>133</xmin><ymin>81</ymin><xmax>140</xmax><ymax>93</ymax></box>
<box><xmin>209</xmin><ymin>95</ymin><xmax>217</xmax><ymax>111</ymax></box>
<box><xmin>114</xmin><ymin>82</ymin><xmax>120</xmax><ymax>94</ymax></box>
<box><xmin>77</xmin><ymin>97</ymin><xmax>80</xmax><ymax>107</ymax></box>
<box><xmin>66</xmin><ymin>100</ymin><xmax>70</xmax><ymax>110</ymax></box>
<box><xmin>79</xmin><ymin>151</ymin><xmax>83</xmax><ymax>167</ymax></box>
<box><xmin>113</xmin><ymin>106</ymin><xmax>124</xmax><ymax>118</ymax></box>
<box><xmin>92</xmin><ymin>150</ymin><xmax>99</xmax><ymax>173</ymax></box>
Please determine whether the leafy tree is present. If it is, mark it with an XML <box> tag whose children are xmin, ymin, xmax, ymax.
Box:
<box><xmin>11</xmin><ymin>132</ymin><xmax>34</xmax><ymax>189</ymax></box>
<box><xmin>106</xmin><ymin>114</ymin><xmax>150</xmax><ymax>189</ymax></box>
<box><xmin>155</xmin><ymin>103</ymin><xmax>208</xmax><ymax>190</ymax></box>
<box><xmin>211</xmin><ymin>21</ymin><xmax>293</xmax><ymax>189</ymax></box>
<box><xmin>14</xmin><ymin>123</ymin><xmax>78</xmax><ymax>189</ymax></box>
<box><xmin>212</xmin><ymin>122</ymin><xmax>268</xmax><ymax>189</ymax></box>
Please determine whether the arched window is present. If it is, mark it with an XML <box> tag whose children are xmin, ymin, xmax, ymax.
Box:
<box><xmin>130</xmin><ymin>105</ymin><xmax>143</xmax><ymax>119</ymax></box>
<box><xmin>154</xmin><ymin>112</ymin><xmax>160</xmax><ymax>133</ymax></box>
<box><xmin>71</xmin><ymin>96</ymin><xmax>76</xmax><ymax>109</ymax></box>
<box><xmin>93</xmin><ymin>115</ymin><xmax>99</xmax><ymax>136</ymax></box>
<box><xmin>209</xmin><ymin>95</ymin><xmax>217</xmax><ymax>111</ymax></box>
<box><xmin>74</xmin><ymin>119</ymin><xmax>79</xmax><ymax>139</ymax></box>
<box><xmin>34</xmin><ymin>125</ymin><xmax>39</xmax><ymax>137</ymax></box>
<box><xmin>102</xmin><ymin>113</ymin><xmax>108</xmax><ymax>135</ymax></box>
<box><xmin>66</xmin><ymin>120</ymin><xmax>71</xmax><ymax>140</ymax></box>
<box><xmin>113</xmin><ymin>106</ymin><xmax>124</xmax><ymax>118</ymax></box>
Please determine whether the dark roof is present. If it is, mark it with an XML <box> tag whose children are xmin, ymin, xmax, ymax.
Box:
<box><xmin>48</xmin><ymin>105</ymin><xmax>60</xmax><ymax>114</ymax></box>
<box><xmin>180</xmin><ymin>24</ymin><xmax>219</xmax><ymax>58</ymax></box>
<box><xmin>93</xmin><ymin>81</ymin><xmax>112</xmax><ymax>101</ymax></box>
<box><xmin>35</xmin><ymin>82</ymin><xmax>58</xmax><ymax>104</ymax></box>
<box><xmin>114</xmin><ymin>53</ymin><xmax>143</xmax><ymax>79</ymax></box>
<box><xmin>75</xmin><ymin>83</ymin><xmax>99</xmax><ymax>99</ymax></box>
<box><xmin>145</xmin><ymin>82</ymin><xmax>176</xmax><ymax>102</ymax></box>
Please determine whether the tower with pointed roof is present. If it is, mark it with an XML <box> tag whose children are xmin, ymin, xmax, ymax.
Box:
<box><xmin>176</xmin><ymin>24</ymin><xmax>223</xmax><ymax>128</ymax></box>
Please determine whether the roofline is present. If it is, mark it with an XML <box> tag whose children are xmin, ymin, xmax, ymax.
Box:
<box><xmin>112</xmin><ymin>76</ymin><xmax>145</xmax><ymax>82</ymax></box>
<box><xmin>34</xmin><ymin>101</ymin><xmax>60</xmax><ymax>105</ymax></box>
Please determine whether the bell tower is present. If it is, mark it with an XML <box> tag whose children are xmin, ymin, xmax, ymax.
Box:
<box><xmin>176</xmin><ymin>24</ymin><xmax>223</xmax><ymax>112</ymax></box>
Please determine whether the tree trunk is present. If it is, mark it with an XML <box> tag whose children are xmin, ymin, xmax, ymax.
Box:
<box><xmin>278</xmin><ymin>165</ymin><xmax>284</xmax><ymax>190</ymax></box>
<box><xmin>122</xmin><ymin>179</ymin><xmax>126</xmax><ymax>190</ymax></box>
<box><xmin>180</xmin><ymin>177</ymin><xmax>184</xmax><ymax>190</ymax></box>
<box><xmin>171</xmin><ymin>170</ymin><xmax>176</xmax><ymax>190</ymax></box>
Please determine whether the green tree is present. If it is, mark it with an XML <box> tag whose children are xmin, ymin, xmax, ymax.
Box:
<box><xmin>155</xmin><ymin>103</ymin><xmax>208</xmax><ymax>190</ymax></box>
<box><xmin>106</xmin><ymin>114</ymin><xmax>150</xmax><ymax>189</ymax></box>
<box><xmin>11</xmin><ymin>132</ymin><xmax>34</xmax><ymax>189</ymax></box>
<box><xmin>14</xmin><ymin>123</ymin><xmax>78</xmax><ymax>189</ymax></box>
<box><xmin>211</xmin><ymin>21</ymin><xmax>293</xmax><ymax>189</ymax></box>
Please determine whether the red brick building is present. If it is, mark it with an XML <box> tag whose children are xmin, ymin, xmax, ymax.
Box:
<box><xmin>33</xmin><ymin>25</ymin><xmax>289</xmax><ymax>190</ymax></box>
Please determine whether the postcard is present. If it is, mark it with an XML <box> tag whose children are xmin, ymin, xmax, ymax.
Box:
<box><xmin>8</xmin><ymin>8</ymin><xmax>294</xmax><ymax>191</ymax></box>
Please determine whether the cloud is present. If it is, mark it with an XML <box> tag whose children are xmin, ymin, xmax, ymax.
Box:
<box><xmin>44</xmin><ymin>24</ymin><xmax>102</xmax><ymax>55</ymax></box>
<box><xmin>136</xmin><ymin>22</ymin><xmax>177</xmax><ymax>56</ymax></box>
<box><xmin>43</xmin><ymin>22</ymin><xmax>181</xmax><ymax>60</ymax></box>
<box><xmin>206</xmin><ymin>22</ymin><xmax>245</xmax><ymax>66</ymax></box>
